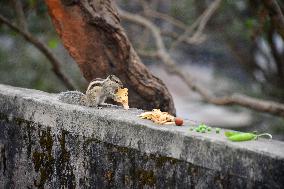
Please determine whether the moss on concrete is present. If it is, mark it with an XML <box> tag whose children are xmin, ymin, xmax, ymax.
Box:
<box><xmin>32</xmin><ymin>128</ymin><xmax>54</xmax><ymax>189</ymax></box>
<box><xmin>56</xmin><ymin>130</ymin><xmax>76</xmax><ymax>188</ymax></box>
<box><xmin>135</xmin><ymin>169</ymin><xmax>156</xmax><ymax>186</ymax></box>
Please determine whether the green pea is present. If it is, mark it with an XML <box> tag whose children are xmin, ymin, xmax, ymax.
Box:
<box><xmin>228</xmin><ymin>133</ymin><xmax>257</xmax><ymax>142</ymax></box>
<box><xmin>216</xmin><ymin>128</ymin><xmax>221</xmax><ymax>133</ymax></box>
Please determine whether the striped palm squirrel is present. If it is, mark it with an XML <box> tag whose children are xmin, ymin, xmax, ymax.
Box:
<box><xmin>58</xmin><ymin>75</ymin><xmax>123</xmax><ymax>107</ymax></box>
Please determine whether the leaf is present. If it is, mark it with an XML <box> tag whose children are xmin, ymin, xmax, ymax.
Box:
<box><xmin>48</xmin><ymin>38</ymin><xmax>58</xmax><ymax>49</ymax></box>
<box><xmin>244</xmin><ymin>18</ymin><xmax>256</xmax><ymax>29</ymax></box>
<box><xmin>29</xmin><ymin>0</ymin><xmax>36</xmax><ymax>7</ymax></box>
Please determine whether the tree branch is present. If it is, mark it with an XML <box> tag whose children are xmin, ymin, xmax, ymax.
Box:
<box><xmin>262</xmin><ymin>0</ymin><xmax>284</xmax><ymax>40</ymax></box>
<box><xmin>141</xmin><ymin>1</ymin><xmax>206</xmax><ymax>45</ymax></box>
<box><xmin>118</xmin><ymin>7</ymin><xmax>284</xmax><ymax>118</ymax></box>
<box><xmin>268</xmin><ymin>26</ymin><xmax>284</xmax><ymax>78</ymax></box>
<box><xmin>160</xmin><ymin>30</ymin><xmax>204</xmax><ymax>45</ymax></box>
<box><xmin>141</xmin><ymin>1</ymin><xmax>187</xmax><ymax>30</ymax></box>
<box><xmin>0</xmin><ymin>14</ymin><xmax>75</xmax><ymax>90</ymax></box>
<box><xmin>137</xmin><ymin>49</ymin><xmax>159</xmax><ymax>58</ymax></box>
<box><xmin>12</xmin><ymin>0</ymin><xmax>28</xmax><ymax>32</ymax></box>
<box><xmin>170</xmin><ymin>0</ymin><xmax>221</xmax><ymax>50</ymax></box>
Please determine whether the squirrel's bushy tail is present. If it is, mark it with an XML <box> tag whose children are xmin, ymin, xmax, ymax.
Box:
<box><xmin>58</xmin><ymin>91</ymin><xmax>85</xmax><ymax>105</ymax></box>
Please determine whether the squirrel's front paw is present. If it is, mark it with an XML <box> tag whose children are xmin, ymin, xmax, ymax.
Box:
<box><xmin>114</xmin><ymin>96</ymin><xmax>122</xmax><ymax>102</ymax></box>
<box><xmin>100</xmin><ymin>103</ymin><xmax>113</xmax><ymax>107</ymax></box>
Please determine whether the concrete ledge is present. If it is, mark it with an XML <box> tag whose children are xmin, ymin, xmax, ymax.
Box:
<box><xmin>0</xmin><ymin>84</ymin><xmax>283</xmax><ymax>188</ymax></box>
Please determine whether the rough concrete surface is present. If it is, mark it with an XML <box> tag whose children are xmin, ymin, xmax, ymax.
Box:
<box><xmin>0</xmin><ymin>84</ymin><xmax>283</xmax><ymax>188</ymax></box>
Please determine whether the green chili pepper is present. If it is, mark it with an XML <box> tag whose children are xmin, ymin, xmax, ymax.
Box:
<box><xmin>228</xmin><ymin>133</ymin><xmax>257</xmax><ymax>142</ymax></box>
<box><xmin>224</xmin><ymin>131</ymin><xmax>239</xmax><ymax>137</ymax></box>
<box><xmin>228</xmin><ymin>132</ymin><xmax>272</xmax><ymax>142</ymax></box>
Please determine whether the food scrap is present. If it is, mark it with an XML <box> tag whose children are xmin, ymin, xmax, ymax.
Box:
<box><xmin>174</xmin><ymin>117</ymin><xmax>184</xmax><ymax>126</ymax></box>
<box><xmin>115</xmin><ymin>88</ymin><xmax>129</xmax><ymax>109</ymax></box>
<box><xmin>138</xmin><ymin>109</ymin><xmax>175</xmax><ymax>124</ymax></box>
<box><xmin>215</xmin><ymin>128</ymin><xmax>221</xmax><ymax>134</ymax></box>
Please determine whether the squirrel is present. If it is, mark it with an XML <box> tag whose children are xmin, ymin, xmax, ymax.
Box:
<box><xmin>58</xmin><ymin>75</ymin><xmax>123</xmax><ymax>107</ymax></box>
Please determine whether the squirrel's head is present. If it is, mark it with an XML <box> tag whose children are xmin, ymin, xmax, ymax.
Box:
<box><xmin>108</xmin><ymin>75</ymin><xmax>123</xmax><ymax>88</ymax></box>
<box><xmin>86</xmin><ymin>75</ymin><xmax>123</xmax><ymax>93</ymax></box>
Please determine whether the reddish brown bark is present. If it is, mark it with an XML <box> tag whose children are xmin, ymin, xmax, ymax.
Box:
<box><xmin>44</xmin><ymin>0</ymin><xmax>175</xmax><ymax>114</ymax></box>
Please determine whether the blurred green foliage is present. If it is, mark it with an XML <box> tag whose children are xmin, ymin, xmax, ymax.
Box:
<box><xmin>0</xmin><ymin>0</ymin><xmax>85</xmax><ymax>92</ymax></box>
<box><xmin>170</xmin><ymin>0</ymin><xmax>196</xmax><ymax>25</ymax></box>
<box><xmin>48</xmin><ymin>38</ymin><xmax>59</xmax><ymax>49</ymax></box>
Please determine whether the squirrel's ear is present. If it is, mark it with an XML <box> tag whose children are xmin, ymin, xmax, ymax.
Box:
<box><xmin>108</xmin><ymin>75</ymin><xmax>116</xmax><ymax>79</ymax></box>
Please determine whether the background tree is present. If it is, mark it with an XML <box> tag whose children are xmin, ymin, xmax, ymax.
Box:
<box><xmin>44</xmin><ymin>0</ymin><xmax>175</xmax><ymax>114</ymax></box>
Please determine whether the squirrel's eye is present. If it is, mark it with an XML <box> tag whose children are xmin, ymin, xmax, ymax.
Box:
<box><xmin>113</xmin><ymin>79</ymin><xmax>119</xmax><ymax>83</ymax></box>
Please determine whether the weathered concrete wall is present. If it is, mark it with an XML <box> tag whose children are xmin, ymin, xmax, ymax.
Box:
<box><xmin>0</xmin><ymin>84</ymin><xmax>283</xmax><ymax>189</ymax></box>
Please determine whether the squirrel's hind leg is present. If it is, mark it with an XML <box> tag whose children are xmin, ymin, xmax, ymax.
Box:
<box><xmin>87</xmin><ymin>95</ymin><xmax>106</xmax><ymax>107</ymax></box>
<box><xmin>97</xmin><ymin>96</ymin><xmax>107</xmax><ymax>106</ymax></box>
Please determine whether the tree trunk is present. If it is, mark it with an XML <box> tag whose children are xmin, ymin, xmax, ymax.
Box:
<box><xmin>44</xmin><ymin>0</ymin><xmax>175</xmax><ymax>114</ymax></box>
